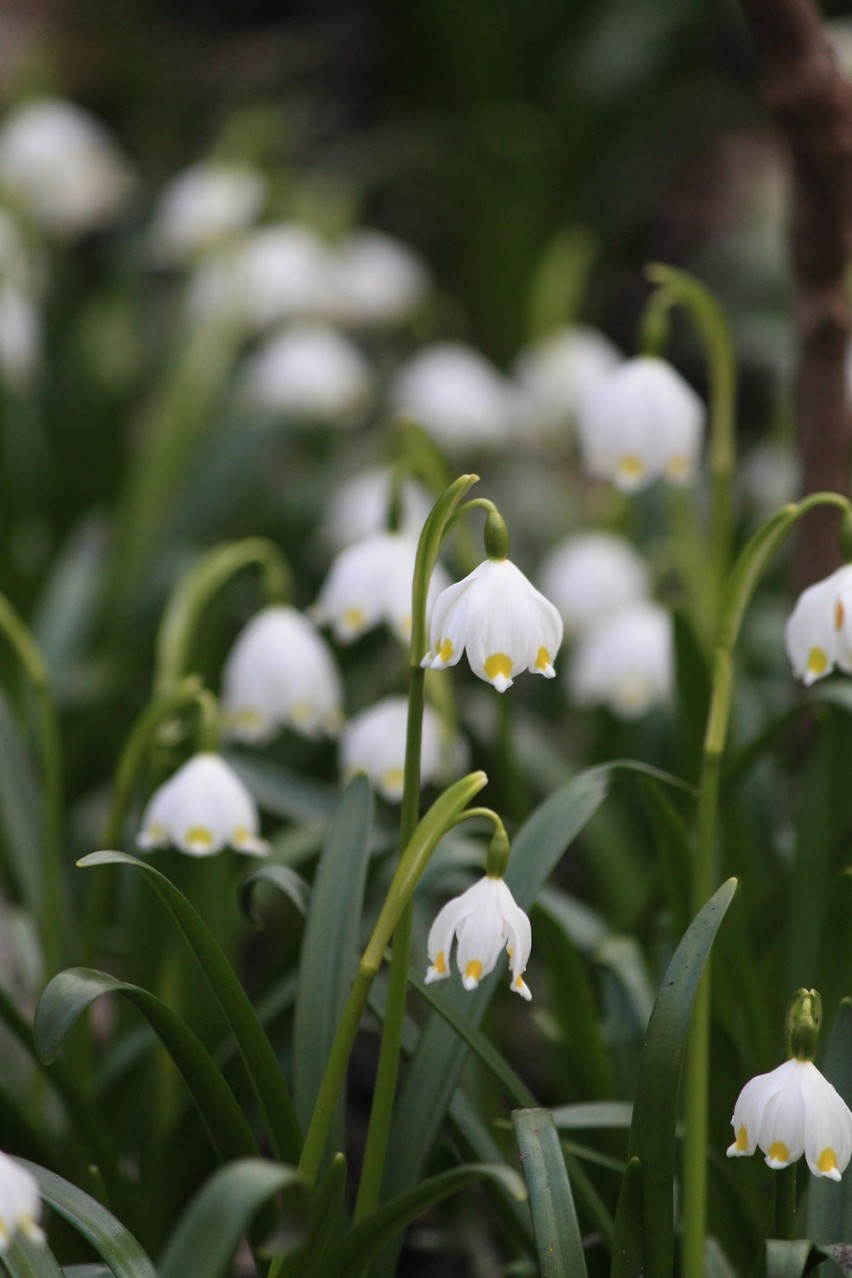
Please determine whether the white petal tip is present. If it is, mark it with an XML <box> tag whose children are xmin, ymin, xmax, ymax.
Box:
<box><xmin>726</xmin><ymin>1144</ymin><xmax>749</xmax><ymax>1159</ymax></box>
<box><xmin>512</xmin><ymin>980</ymin><xmax>532</xmax><ymax>1001</ymax></box>
<box><xmin>424</xmin><ymin>967</ymin><xmax>448</xmax><ymax>985</ymax></box>
<box><xmin>235</xmin><ymin>838</ymin><xmax>270</xmax><ymax>857</ymax></box>
<box><xmin>765</xmin><ymin>1156</ymin><xmax>792</xmax><ymax>1171</ymax></box>
<box><xmin>491</xmin><ymin>675</ymin><xmax>513</xmax><ymax>693</ymax></box>
<box><xmin>461</xmin><ymin>975</ymin><xmax>480</xmax><ymax>991</ymax></box>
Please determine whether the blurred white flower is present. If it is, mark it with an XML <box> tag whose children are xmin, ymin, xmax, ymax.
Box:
<box><xmin>137</xmin><ymin>753</ymin><xmax>268</xmax><ymax>857</ymax></box>
<box><xmin>538</xmin><ymin>532</ymin><xmax>650</xmax><ymax>636</ymax></box>
<box><xmin>0</xmin><ymin>285</ymin><xmax>39</xmax><ymax>389</ymax></box>
<box><xmin>320</xmin><ymin>467</ymin><xmax>434</xmax><ymax>551</ymax></box>
<box><xmin>0</xmin><ymin>98</ymin><xmax>134</xmax><ymax>240</ymax></box>
<box><xmin>422</xmin><ymin>557</ymin><xmax>563</xmax><ymax>693</ymax></box>
<box><xmin>513</xmin><ymin>324</ymin><xmax>622</xmax><ymax>445</ymax></box>
<box><xmin>150</xmin><ymin>161</ymin><xmax>266</xmax><ymax>265</ymax></box>
<box><xmin>241</xmin><ymin>323</ymin><xmax>372</xmax><ymax>423</ymax></box>
<box><xmin>0</xmin><ymin>1150</ymin><xmax>44</xmax><ymax>1250</ymax></box>
<box><xmin>568</xmin><ymin>601</ymin><xmax>673</xmax><ymax>717</ymax></box>
<box><xmin>425</xmin><ymin>874</ymin><xmax>532</xmax><ymax>999</ymax></box>
<box><xmin>576</xmin><ymin>356</ymin><xmax>705</xmax><ymax>491</ymax></box>
<box><xmin>313</xmin><ymin>531</ymin><xmax>449</xmax><ymax>644</ymax></box>
<box><xmin>222</xmin><ymin>606</ymin><xmax>343</xmax><ymax>743</ymax></box>
<box><xmin>389</xmin><ymin>343</ymin><xmax>517</xmax><ymax>450</ymax></box>
<box><xmin>339</xmin><ymin>696</ymin><xmax>454</xmax><ymax>801</ymax></box>
<box><xmin>329</xmin><ymin>229</ymin><xmax>430</xmax><ymax>328</ymax></box>
<box><xmin>727</xmin><ymin>1057</ymin><xmax>852</xmax><ymax>1180</ymax></box>
<box><xmin>785</xmin><ymin>565</ymin><xmax>852</xmax><ymax>685</ymax></box>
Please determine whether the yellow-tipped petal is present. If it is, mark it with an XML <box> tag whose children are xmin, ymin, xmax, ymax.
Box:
<box><xmin>734</xmin><ymin>1124</ymin><xmax>748</xmax><ymax>1153</ymax></box>
<box><xmin>818</xmin><ymin>1148</ymin><xmax>839</xmax><ymax>1175</ymax></box>
<box><xmin>767</xmin><ymin>1140</ymin><xmax>791</xmax><ymax>1165</ymax></box>
<box><xmin>806</xmin><ymin>646</ymin><xmax>829</xmax><ymax>678</ymax></box>
<box><xmin>484</xmin><ymin>653</ymin><xmax>512</xmax><ymax>683</ymax></box>
<box><xmin>439</xmin><ymin>637</ymin><xmax>454</xmax><ymax>663</ymax></box>
<box><xmin>185</xmin><ymin>826</ymin><xmax>214</xmax><ymax>848</ymax></box>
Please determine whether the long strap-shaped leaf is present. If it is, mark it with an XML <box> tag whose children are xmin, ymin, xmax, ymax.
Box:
<box><xmin>612</xmin><ymin>877</ymin><xmax>737</xmax><ymax>1278</ymax></box>
<box><xmin>17</xmin><ymin>1159</ymin><xmax>156</xmax><ymax>1278</ymax></box>
<box><xmin>35</xmin><ymin>968</ymin><xmax>259</xmax><ymax>1166</ymax></box>
<box><xmin>2</xmin><ymin>1236</ymin><xmax>65</xmax><ymax>1278</ymax></box>
<box><xmin>77</xmin><ymin>851</ymin><xmax>302</xmax><ymax>1162</ymax></box>
<box><xmin>512</xmin><ymin>1109</ymin><xmax>587</xmax><ymax>1278</ymax></box>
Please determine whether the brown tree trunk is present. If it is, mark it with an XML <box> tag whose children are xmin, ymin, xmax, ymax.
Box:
<box><xmin>738</xmin><ymin>0</ymin><xmax>852</xmax><ymax>587</ymax></box>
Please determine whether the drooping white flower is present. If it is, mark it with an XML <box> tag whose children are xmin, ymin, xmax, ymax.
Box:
<box><xmin>0</xmin><ymin>98</ymin><xmax>134</xmax><ymax>240</ymax></box>
<box><xmin>576</xmin><ymin>356</ymin><xmax>705</xmax><ymax>492</ymax></box>
<box><xmin>422</xmin><ymin>557</ymin><xmax>564</xmax><ymax>693</ymax></box>
<box><xmin>241</xmin><ymin>323</ymin><xmax>372</xmax><ymax>423</ymax></box>
<box><xmin>222</xmin><ymin>607</ymin><xmax>343</xmax><ymax>744</ymax></box>
<box><xmin>513</xmin><ymin>325</ymin><xmax>622</xmax><ymax>445</ymax></box>
<box><xmin>425</xmin><ymin>874</ymin><xmax>532</xmax><ymax>999</ymax></box>
<box><xmin>389</xmin><ymin>343</ymin><xmax>517</xmax><ymax>451</ymax></box>
<box><xmin>0</xmin><ymin>1151</ymin><xmax>44</xmax><ymax>1250</ymax></box>
<box><xmin>727</xmin><ymin>1057</ymin><xmax>852</xmax><ymax>1180</ymax></box>
<box><xmin>137</xmin><ymin>753</ymin><xmax>268</xmax><ymax>857</ymax></box>
<box><xmin>320</xmin><ymin>467</ymin><xmax>434</xmax><ymax>551</ymax></box>
<box><xmin>313</xmin><ymin>531</ymin><xmax>450</xmax><ymax>644</ymax></box>
<box><xmin>329</xmin><ymin>229</ymin><xmax>430</xmax><ymax>328</ymax></box>
<box><xmin>785</xmin><ymin>565</ymin><xmax>852</xmax><ymax>686</ymax></box>
<box><xmin>538</xmin><ymin>532</ymin><xmax>650</xmax><ymax>636</ymax></box>
<box><xmin>568</xmin><ymin>601</ymin><xmax>673</xmax><ymax>718</ymax></box>
<box><xmin>339</xmin><ymin>696</ymin><xmax>454</xmax><ymax>802</ymax></box>
<box><xmin>150</xmin><ymin>162</ymin><xmax>266</xmax><ymax>265</ymax></box>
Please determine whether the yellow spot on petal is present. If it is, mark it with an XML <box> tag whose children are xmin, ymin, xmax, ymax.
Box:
<box><xmin>185</xmin><ymin>826</ymin><xmax>214</xmax><ymax>847</ymax></box>
<box><xmin>734</xmin><ymin>1124</ymin><xmax>748</xmax><ymax>1152</ymax></box>
<box><xmin>439</xmin><ymin>637</ymin><xmax>453</xmax><ymax>663</ymax></box>
<box><xmin>535</xmin><ymin>646</ymin><xmax>552</xmax><ymax>672</ymax></box>
<box><xmin>818</xmin><ymin>1148</ymin><xmax>839</xmax><ymax>1174</ymax></box>
<box><xmin>484</xmin><ymin>653</ymin><xmax>513</xmax><ymax>682</ymax></box>
<box><xmin>665</xmin><ymin>454</ymin><xmax>692</xmax><ymax>482</ymax></box>
<box><xmin>381</xmin><ymin>767</ymin><xmax>405</xmax><ymax>792</ymax></box>
<box><xmin>0</xmin><ymin>1218</ymin><xmax>7</xmax><ymax>1240</ymax></box>
<box><xmin>290</xmin><ymin>701</ymin><xmax>314</xmax><ymax>726</ymax></box>
<box><xmin>768</xmin><ymin>1140</ymin><xmax>790</xmax><ymax>1164</ymax></box>
<box><xmin>465</xmin><ymin>960</ymin><xmax>483</xmax><ymax>983</ymax></box>
<box><xmin>807</xmin><ymin>646</ymin><xmax>829</xmax><ymax>677</ymax></box>
<box><xmin>399</xmin><ymin>614</ymin><xmax>412</xmax><ymax>637</ymax></box>
<box><xmin>233</xmin><ymin>826</ymin><xmax>252</xmax><ymax>844</ymax></box>
<box><xmin>343</xmin><ymin>606</ymin><xmax>365</xmax><ymax>632</ymax></box>
<box><xmin>434</xmin><ymin>950</ymin><xmax>447</xmax><ymax>975</ymax></box>
<box><xmin>617</xmin><ymin>454</ymin><xmax>645</xmax><ymax>482</ymax></box>
<box><xmin>837</xmin><ymin>601</ymin><xmax>846</xmax><ymax>630</ymax></box>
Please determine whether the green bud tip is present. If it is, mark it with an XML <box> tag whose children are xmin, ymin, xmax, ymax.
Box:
<box><xmin>786</xmin><ymin>988</ymin><xmax>822</xmax><ymax>1062</ymax></box>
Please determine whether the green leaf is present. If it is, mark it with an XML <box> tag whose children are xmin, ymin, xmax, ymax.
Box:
<box><xmin>62</xmin><ymin>1268</ymin><xmax>113</xmax><ymax>1277</ymax></box>
<box><xmin>2</xmin><ymin>1236</ymin><xmax>65</xmax><ymax>1278</ymax></box>
<box><xmin>34</xmin><ymin>968</ymin><xmax>259</xmax><ymax>1167</ymax></box>
<box><xmin>611</xmin><ymin>1157</ymin><xmax>644</xmax><ymax>1278</ymax></box>
<box><xmin>512</xmin><ymin>1109</ymin><xmax>587</xmax><ymax>1278</ymax></box>
<box><xmin>18</xmin><ymin>1159</ymin><xmax>156</xmax><ymax>1278</ymax></box>
<box><xmin>809</xmin><ymin>999</ymin><xmax>852</xmax><ymax>1243</ymax></box>
<box><xmin>227</xmin><ymin>753</ymin><xmax>341</xmax><ymax>824</ymax></box>
<box><xmin>76</xmin><ymin>851</ymin><xmax>302</xmax><ymax>1162</ymax></box>
<box><xmin>296</xmin><ymin>1154</ymin><xmax>348</xmax><ymax>1278</ymax></box>
<box><xmin>0</xmin><ymin>689</ymin><xmax>43</xmax><ymax>923</ymax></box>
<box><xmin>240</xmin><ymin>864</ymin><xmax>311</xmax><ymax>926</ymax></box>
<box><xmin>551</xmin><ymin>1102</ymin><xmax>633</xmax><ymax>1131</ymax></box>
<box><xmin>616</xmin><ymin>878</ymin><xmax>737</xmax><ymax>1278</ymax></box>
<box><xmin>157</xmin><ymin>1160</ymin><xmax>303</xmax><ymax>1278</ymax></box>
<box><xmin>293</xmin><ymin>777</ymin><xmax>373</xmax><ymax>1141</ymax></box>
<box><xmin>764</xmin><ymin>1240</ymin><xmax>822</xmax><ymax>1278</ymax></box>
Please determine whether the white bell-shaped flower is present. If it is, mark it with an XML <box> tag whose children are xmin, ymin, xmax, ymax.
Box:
<box><xmin>241</xmin><ymin>323</ymin><xmax>372</xmax><ymax>424</ymax></box>
<box><xmin>538</xmin><ymin>532</ymin><xmax>650</xmax><ymax>636</ymax></box>
<box><xmin>313</xmin><ymin>531</ymin><xmax>450</xmax><ymax>644</ymax></box>
<box><xmin>150</xmin><ymin>162</ymin><xmax>266</xmax><ymax>265</ymax></box>
<box><xmin>222</xmin><ymin>606</ymin><xmax>343</xmax><ymax>744</ymax></box>
<box><xmin>0</xmin><ymin>98</ymin><xmax>134</xmax><ymax>240</ymax></box>
<box><xmin>576</xmin><ymin>355</ymin><xmax>705</xmax><ymax>492</ymax></box>
<box><xmin>0</xmin><ymin>1150</ymin><xmax>44</xmax><ymax>1250</ymax></box>
<box><xmin>513</xmin><ymin>325</ymin><xmax>622</xmax><ymax>445</ymax></box>
<box><xmin>568</xmin><ymin>601</ymin><xmax>673</xmax><ymax>718</ymax></box>
<box><xmin>339</xmin><ymin>696</ymin><xmax>453</xmax><ymax>802</ymax></box>
<box><xmin>785</xmin><ymin>564</ymin><xmax>852</xmax><ymax>686</ymax></box>
<box><xmin>137</xmin><ymin>753</ymin><xmax>268</xmax><ymax>857</ymax></box>
<box><xmin>319</xmin><ymin>467</ymin><xmax>433</xmax><ymax>551</ymax></box>
<box><xmin>422</xmin><ymin>557</ymin><xmax>563</xmax><ymax>693</ymax></box>
<box><xmin>727</xmin><ymin>1057</ymin><xmax>852</xmax><ymax>1180</ymax></box>
<box><xmin>425</xmin><ymin>875</ymin><xmax>532</xmax><ymax>999</ymax></box>
<box><xmin>329</xmin><ymin>229</ymin><xmax>430</xmax><ymax>329</ymax></box>
<box><xmin>389</xmin><ymin>343</ymin><xmax>516</xmax><ymax>451</ymax></box>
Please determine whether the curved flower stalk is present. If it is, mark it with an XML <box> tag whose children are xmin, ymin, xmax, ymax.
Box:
<box><xmin>137</xmin><ymin>752</ymin><xmax>268</xmax><ymax>858</ymax></box>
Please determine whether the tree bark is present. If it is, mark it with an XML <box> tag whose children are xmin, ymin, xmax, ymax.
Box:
<box><xmin>738</xmin><ymin>0</ymin><xmax>852</xmax><ymax>587</ymax></box>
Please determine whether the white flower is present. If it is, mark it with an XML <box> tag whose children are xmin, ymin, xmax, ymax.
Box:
<box><xmin>513</xmin><ymin>325</ymin><xmax>622</xmax><ymax>445</ymax></box>
<box><xmin>150</xmin><ymin>162</ymin><xmax>266</xmax><ymax>265</ymax></box>
<box><xmin>329</xmin><ymin>229</ymin><xmax>430</xmax><ymax>328</ymax></box>
<box><xmin>0</xmin><ymin>285</ymin><xmax>40</xmax><ymax>388</ymax></box>
<box><xmin>241</xmin><ymin>323</ymin><xmax>372</xmax><ymax>423</ymax></box>
<box><xmin>727</xmin><ymin>1057</ymin><xmax>852</xmax><ymax>1180</ymax></box>
<box><xmin>538</xmin><ymin>532</ymin><xmax>650</xmax><ymax>636</ymax></box>
<box><xmin>0</xmin><ymin>98</ymin><xmax>134</xmax><ymax>240</ymax></box>
<box><xmin>785</xmin><ymin>565</ymin><xmax>852</xmax><ymax>686</ymax></box>
<box><xmin>576</xmin><ymin>356</ymin><xmax>705</xmax><ymax>491</ymax></box>
<box><xmin>389</xmin><ymin>343</ymin><xmax>517</xmax><ymax>451</ymax></box>
<box><xmin>425</xmin><ymin>875</ymin><xmax>532</xmax><ymax>999</ymax></box>
<box><xmin>339</xmin><ymin>696</ymin><xmax>455</xmax><ymax>801</ymax></box>
<box><xmin>0</xmin><ymin>1151</ymin><xmax>44</xmax><ymax>1250</ymax></box>
<box><xmin>313</xmin><ymin>531</ymin><xmax>450</xmax><ymax>644</ymax></box>
<box><xmin>137</xmin><ymin>753</ymin><xmax>268</xmax><ymax>857</ymax></box>
<box><xmin>421</xmin><ymin>557</ymin><xmax>563</xmax><ymax>693</ymax></box>
<box><xmin>568</xmin><ymin>602</ymin><xmax>673</xmax><ymax>718</ymax></box>
<box><xmin>222</xmin><ymin>606</ymin><xmax>343</xmax><ymax>743</ymax></box>
<box><xmin>319</xmin><ymin>467</ymin><xmax>434</xmax><ymax>551</ymax></box>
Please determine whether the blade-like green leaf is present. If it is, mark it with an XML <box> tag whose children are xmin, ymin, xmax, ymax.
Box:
<box><xmin>808</xmin><ymin>999</ymin><xmax>852</xmax><ymax>1243</ymax></box>
<box><xmin>551</xmin><ymin>1102</ymin><xmax>634</xmax><ymax>1131</ymax></box>
<box><xmin>62</xmin><ymin>1268</ymin><xmax>113</xmax><ymax>1277</ymax></box>
<box><xmin>512</xmin><ymin>1109</ymin><xmax>587</xmax><ymax>1278</ymax></box>
<box><xmin>0</xmin><ymin>689</ymin><xmax>43</xmax><ymax>922</ymax></box>
<box><xmin>34</xmin><ymin>968</ymin><xmax>259</xmax><ymax>1166</ymax></box>
<box><xmin>618</xmin><ymin>878</ymin><xmax>737</xmax><ymax>1278</ymax></box>
<box><xmin>2</xmin><ymin>1236</ymin><xmax>64</xmax><ymax>1278</ymax></box>
<box><xmin>240</xmin><ymin>864</ymin><xmax>311</xmax><ymax>926</ymax></box>
<box><xmin>157</xmin><ymin>1160</ymin><xmax>303</xmax><ymax>1278</ymax></box>
<box><xmin>293</xmin><ymin>777</ymin><xmax>373</xmax><ymax>1139</ymax></box>
<box><xmin>297</xmin><ymin>1154</ymin><xmax>348</xmax><ymax>1278</ymax></box>
<box><xmin>764</xmin><ymin>1240</ymin><xmax>821</xmax><ymax>1278</ymax></box>
<box><xmin>18</xmin><ymin>1159</ymin><xmax>155</xmax><ymax>1278</ymax></box>
<box><xmin>77</xmin><ymin>851</ymin><xmax>302</xmax><ymax>1163</ymax></box>
<box><xmin>227</xmin><ymin>753</ymin><xmax>341</xmax><ymax>824</ymax></box>
<box><xmin>611</xmin><ymin>1157</ymin><xmax>644</xmax><ymax>1278</ymax></box>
